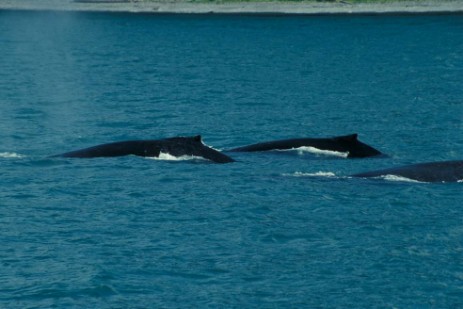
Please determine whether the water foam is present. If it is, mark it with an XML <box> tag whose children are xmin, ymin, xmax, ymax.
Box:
<box><xmin>284</xmin><ymin>171</ymin><xmax>337</xmax><ymax>178</ymax></box>
<box><xmin>279</xmin><ymin>146</ymin><xmax>349</xmax><ymax>158</ymax></box>
<box><xmin>0</xmin><ymin>152</ymin><xmax>24</xmax><ymax>159</ymax></box>
<box><xmin>381</xmin><ymin>174</ymin><xmax>424</xmax><ymax>183</ymax></box>
<box><xmin>146</xmin><ymin>152</ymin><xmax>207</xmax><ymax>162</ymax></box>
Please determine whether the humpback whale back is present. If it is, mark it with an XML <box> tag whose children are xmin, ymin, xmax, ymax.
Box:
<box><xmin>56</xmin><ymin>140</ymin><xmax>148</xmax><ymax>158</ymax></box>
<box><xmin>333</xmin><ymin>134</ymin><xmax>383</xmax><ymax>158</ymax></box>
<box><xmin>53</xmin><ymin>135</ymin><xmax>235</xmax><ymax>163</ymax></box>
<box><xmin>352</xmin><ymin>160</ymin><xmax>463</xmax><ymax>183</ymax></box>
<box><xmin>229</xmin><ymin>133</ymin><xmax>384</xmax><ymax>158</ymax></box>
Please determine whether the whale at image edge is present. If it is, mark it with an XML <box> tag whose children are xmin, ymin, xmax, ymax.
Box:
<box><xmin>228</xmin><ymin>133</ymin><xmax>384</xmax><ymax>158</ymax></box>
<box><xmin>51</xmin><ymin>135</ymin><xmax>235</xmax><ymax>164</ymax></box>
<box><xmin>352</xmin><ymin>160</ymin><xmax>463</xmax><ymax>183</ymax></box>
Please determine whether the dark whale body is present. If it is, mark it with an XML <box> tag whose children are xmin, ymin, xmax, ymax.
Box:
<box><xmin>229</xmin><ymin>134</ymin><xmax>383</xmax><ymax>158</ymax></box>
<box><xmin>53</xmin><ymin>135</ymin><xmax>234</xmax><ymax>163</ymax></box>
<box><xmin>352</xmin><ymin>160</ymin><xmax>463</xmax><ymax>183</ymax></box>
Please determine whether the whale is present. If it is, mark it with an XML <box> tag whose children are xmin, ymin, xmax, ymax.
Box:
<box><xmin>52</xmin><ymin>135</ymin><xmax>235</xmax><ymax>163</ymax></box>
<box><xmin>228</xmin><ymin>134</ymin><xmax>383</xmax><ymax>158</ymax></box>
<box><xmin>352</xmin><ymin>160</ymin><xmax>463</xmax><ymax>183</ymax></box>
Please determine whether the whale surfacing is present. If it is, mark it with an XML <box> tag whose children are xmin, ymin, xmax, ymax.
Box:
<box><xmin>53</xmin><ymin>135</ymin><xmax>234</xmax><ymax>164</ymax></box>
<box><xmin>229</xmin><ymin>134</ymin><xmax>383</xmax><ymax>158</ymax></box>
<box><xmin>352</xmin><ymin>160</ymin><xmax>463</xmax><ymax>183</ymax></box>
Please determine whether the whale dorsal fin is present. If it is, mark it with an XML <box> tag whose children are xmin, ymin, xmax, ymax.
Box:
<box><xmin>194</xmin><ymin>135</ymin><xmax>202</xmax><ymax>142</ymax></box>
<box><xmin>337</xmin><ymin>134</ymin><xmax>358</xmax><ymax>142</ymax></box>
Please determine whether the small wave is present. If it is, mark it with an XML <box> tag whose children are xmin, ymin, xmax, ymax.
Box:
<box><xmin>284</xmin><ymin>171</ymin><xmax>337</xmax><ymax>178</ymax></box>
<box><xmin>278</xmin><ymin>147</ymin><xmax>348</xmax><ymax>158</ymax></box>
<box><xmin>146</xmin><ymin>152</ymin><xmax>207</xmax><ymax>162</ymax></box>
<box><xmin>0</xmin><ymin>152</ymin><xmax>25</xmax><ymax>159</ymax></box>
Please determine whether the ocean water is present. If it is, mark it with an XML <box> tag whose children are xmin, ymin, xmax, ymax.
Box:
<box><xmin>1</xmin><ymin>10</ymin><xmax>462</xmax><ymax>308</ymax></box>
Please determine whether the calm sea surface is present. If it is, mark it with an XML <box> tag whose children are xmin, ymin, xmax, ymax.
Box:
<box><xmin>1</xmin><ymin>10</ymin><xmax>462</xmax><ymax>308</ymax></box>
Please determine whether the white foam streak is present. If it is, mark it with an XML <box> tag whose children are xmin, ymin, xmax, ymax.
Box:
<box><xmin>278</xmin><ymin>147</ymin><xmax>349</xmax><ymax>158</ymax></box>
<box><xmin>201</xmin><ymin>141</ymin><xmax>223</xmax><ymax>152</ymax></box>
<box><xmin>284</xmin><ymin>171</ymin><xmax>337</xmax><ymax>178</ymax></box>
<box><xmin>381</xmin><ymin>175</ymin><xmax>424</xmax><ymax>183</ymax></box>
<box><xmin>146</xmin><ymin>152</ymin><xmax>207</xmax><ymax>162</ymax></box>
<box><xmin>0</xmin><ymin>152</ymin><xmax>24</xmax><ymax>159</ymax></box>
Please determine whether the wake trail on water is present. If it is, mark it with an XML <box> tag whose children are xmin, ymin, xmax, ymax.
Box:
<box><xmin>0</xmin><ymin>152</ymin><xmax>25</xmax><ymax>159</ymax></box>
<box><xmin>283</xmin><ymin>171</ymin><xmax>339</xmax><ymax>178</ymax></box>
<box><xmin>284</xmin><ymin>172</ymin><xmax>438</xmax><ymax>183</ymax></box>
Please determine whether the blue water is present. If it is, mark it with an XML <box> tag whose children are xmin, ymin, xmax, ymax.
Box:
<box><xmin>1</xmin><ymin>10</ymin><xmax>462</xmax><ymax>308</ymax></box>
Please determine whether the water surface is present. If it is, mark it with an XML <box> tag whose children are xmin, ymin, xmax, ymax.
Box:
<box><xmin>1</xmin><ymin>11</ymin><xmax>462</xmax><ymax>308</ymax></box>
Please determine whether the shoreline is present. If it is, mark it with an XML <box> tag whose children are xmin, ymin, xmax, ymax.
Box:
<box><xmin>0</xmin><ymin>0</ymin><xmax>462</xmax><ymax>15</ymax></box>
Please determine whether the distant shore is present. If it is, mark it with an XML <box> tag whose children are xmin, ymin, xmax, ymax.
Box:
<box><xmin>0</xmin><ymin>0</ymin><xmax>462</xmax><ymax>15</ymax></box>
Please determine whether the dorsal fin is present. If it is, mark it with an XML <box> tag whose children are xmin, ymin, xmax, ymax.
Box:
<box><xmin>193</xmin><ymin>135</ymin><xmax>202</xmax><ymax>142</ymax></box>
<box><xmin>338</xmin><ymin>134</ymin><xmax>358</xmax><ymax>142</ymax></box>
